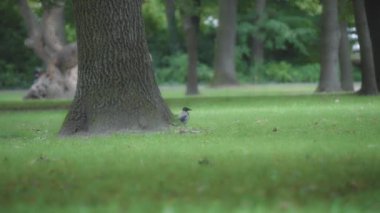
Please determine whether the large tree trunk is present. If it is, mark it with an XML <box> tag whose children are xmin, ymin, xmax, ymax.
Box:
<box><xmin>212</xmin><ymin>0</ymin><xmax>238</xmax><ymax>86</ymax></box>
<box><xmin>316</xmin><ymin>0</ymin><xmax>341</xmax><ymax>92</ymax></box>
<box><xmin>19</xmin><ymin>0</ymin><xmax>78</xmax><ymax>99</ymax></box>
<box><xmin>364</xmin><ymin>0</ymin><xmax>380</xmax><ymax>92</ymax></box>
<box><xmin>339</xmin><ymin>21</ymin><xmax>354</xmax><ymax>91</ymax></box>
<box><xmin>353</xmin><ymin>0</ymin><xmax>378</xmax><ymax>95</ymax></box>
<box><xmin>251</xmin><ymin>0</ymin><xmax>266</xmax><ymax>82</ymax></box>
<box><xmin>183</xmin><ymin>0</ymin><xmax>200</xmax><ymax>95</ymax></box>
<box><xmin>164</xmin><ymin>0</ymin><xmax>179</xmax><ymax>54</ymax></box>
<box><xmin>59</xmin><ymin>0</ymin><xmax>172</xmax><ymax>136</ymax></box>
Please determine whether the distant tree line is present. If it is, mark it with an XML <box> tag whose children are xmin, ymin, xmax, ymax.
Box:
<box><xmin>0</xmin><ymin>0</ymin><xmax>379</xmax><ymax>96</ymax></box>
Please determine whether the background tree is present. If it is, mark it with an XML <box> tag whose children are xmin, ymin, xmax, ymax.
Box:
<box><xmin>339</xmin><ymin>20</ymin><xmax>354</xmax><ymax>91</ymax></box>
<box><xmin>250</xmin><ymin>0</ymin><xmax>266</xmax><ymax>82</ymax></box>
<box><xmin>212</xmin><ymin>0</ymin><xmax>238</xmax><ymax>86</ymax></box>
<box><xmin>352</xmin><ymin>0</ymin><xmax>378</xmax><ymax>95</ymax></box>
<box><xmin>181</xmin><ymin>0</ymin><xmax>200</xmax><ymax>95</ymax></box>
<box><xmin>60</xmin><ymin>0</ymin><xmax>172</xmax><ymax>135</ymax></box>
<box><xmin>364</xmin><ymin>0</ymin><xmax>380</xmax><ymax>91</ymax></box>
<box><xmin>338</xmin><ymin>0</ymin><xmax>354</xmax><ymax>91</ymax></box>
<box><xmin>2</xmin><ymin>0</ymin><xmax>370</xmax><ymax>90</ymax></box>
<box><xmin>316</xmin><ymin>0</ymin><xmax>341</xmax><ymax>92</ymax></box>
<box><xmin>164</xmin><ymin>0</ymin><xmax>179</xmax><ymax>54</ymax></box>
<box><xmin>19</xmin><ymin>0</ymin><xmax>78</xmax><ymax>99</ymax></box>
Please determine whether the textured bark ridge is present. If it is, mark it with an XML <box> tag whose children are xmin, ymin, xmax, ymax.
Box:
<box><xmin>59</xmin><ymin>0</ymin><xmax>172</xmax><ymax>135</ymax></box>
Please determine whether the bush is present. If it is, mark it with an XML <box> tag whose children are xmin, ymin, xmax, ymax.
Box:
<box><xmin>155</xmin><ymin>53</ymin><xmax>213</xmax><ymax>84</ymax></box>
<box><xmin>0</xmin><ymin>60</ymin><xmax>35</xmax><ymax>89</ymax></box>
<box><xmin>263</xmin><ymin>61</ymin><xmax>294</xmax><ymax>82</ymax></box>
<box><xmin>293</xmin><ymin>63</ymin><xmax>320</xmax><ymax>82</ymax></box>
<box><xmin>263</xmin><ymin>61</ymin><xmax>320</xmax><ymax>83</ymax></box>
<box><xmin>0</xmin><ymin>0</ymin><xmax>40</xmax><ymax>89</ymax></box>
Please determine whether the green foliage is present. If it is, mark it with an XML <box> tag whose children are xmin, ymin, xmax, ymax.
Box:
<box><xmin>156</xmin><ymin>54</ymin><xmax>187</xmax><ymax>84</ymax></box>
<box><xmin>263</xmin><ymin>61</ymin><xmax>320</xmax><ymax>83</ymax></box>
<box><xmin>0</xmin><ymin>0</ymin><xmax>39</xmax><ymax>89</ymax></box>
<box><xmin>293</xmin><ymin>0</ymin><xmax>322</xmax><ymax>15</ymax></box>
<box><xmin>64</xmin><ymin>24</ymin><xmax>76</xmax><ymax>43</ymax></box>
<box><xmin>338</xmin><ymin>0</ymin><xmax>355</xmax><ymax>24</ymax></box>
<box><xmin>238</xmin><ymin>2</ymin><xmax>321</xmax><ymax>57</ymax></box>
<box><xmin>0</xmin><ymin>0</ymin><xmax>351</xmax><ymax>87</ymax></box>
<box><xmin>236</xmin><ymin>1</ymin><xmax>321</xmax><ymax>78</ymax></box>
<box><xmin>262</xmin><ymin>16</ymin><xmax>317</xmax><ymax>56</ymax></box>
<box><xmin>264</xmin><ymin>61</ymin><xmax>294</xmax><ymax>82</ymax></box>
<box><xmin>176</xmin><ymin>0</ymin><xmax>202</xmax><ymax>16</ymax></box>
<box><xmin>155</xmin><ymin>53</ymin><xmax>213</xmax><ymax>84</ymax></box>
<box><xmin>142</xmin><ymin>0</ymin><xmax>174</xmax><ymax>68</ymax></box>
<box><xmin>143</xmin><ymin>0</ymin><xmax>167</xmax><ymax>30</ymax></box>
<box><xmin>63</xmin><ymin>0</ymin><xmax>75</xmax><ymax>42</ymax></box>
<box><xmin>0</xmin><ymin>61</ymin><xmax>25</xmax><ymax>88</ymax></box>
<box><xmin>294</xmin><ymin>63</ymin><xmax>321</xmax><ymax>82</ymax></box>
<box><xmin>40</xmin><ymin>0</ymin><xmax>65</xmax><ymax>8</ymax></box>
<box><xmin>0</xmin><ymin>59</ymin><xmax>37</xmax><ymax>89</ymax></box>
<box><xmin>1</xmin><ymin>88</ymin><xmax>380</xmax><ymax>211</ymax></box>
<box><xmin>0</xmin><ymin>62</ymin><xmax>18</xmax><ymax>88</ymax></box>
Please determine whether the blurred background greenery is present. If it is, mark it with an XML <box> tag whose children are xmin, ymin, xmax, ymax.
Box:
<box><xmin>0</xmin><ymin>0</ymin><xmax>362</xmax><ymax>89</ymax></box>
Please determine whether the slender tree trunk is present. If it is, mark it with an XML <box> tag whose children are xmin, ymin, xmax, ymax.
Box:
<box><xmin>212</xmin><ymin>0</ymin><xmax>238</xmax><ymax>86</ymax></box>
<box><xmin>60</xmin><ymin>0</ymin><xmax>172</xmax><ymax>135</ymax></box>
<box><xmin>251</xmin><ymin>0</ymin><xmax>266</xmax><ymax>82</ymax></box>
<box><xmin>339</xmin><ymin>21</ymin><xmax>354</xmax><ymax>91</ymax></box>
<box><xmin>364</xmin><ymin>0</ymin><xmax>380</xmax><ymax>91</ymax></box>
<box><xmin>316</xmin><ymin>0</ymin><xmax>341</xmax><ymax>92</ymax></box>
<box><xmin>353</xmin><ymin>0</ymin><xmax>378</xmax><ymax>95</ymax></box>
<box><xmin>183</xmin><ymin>1</ymin><xmax>200</xmax><ymax>95</ymax></box>
<box><xmin>164</xmin><ymin>0</ymin><xmax>179</xmax><ymax>54</ymax></box>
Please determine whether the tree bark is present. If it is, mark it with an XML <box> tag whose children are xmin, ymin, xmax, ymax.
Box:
<box><xmin>316</xmin><ymin>0</ymin><xmax>341</xmax><ymax>92</ymax></box>
<box><xmin>353</xmin><ymin>0</ymin><xmax>378</xmax><ymax>95</ymax></box>
<box><xmin>339</xmin><ymin>21</ymin><xmax>354</xmax><ymax>91</ymax></box>
<box><xmin>183</xmin><ymin>0</ymin><xmax>200</xmax><ymax>95</ymax></box>
<box><xmin>212</xmin><ymin>0</ymin><xmax>238</xmax><ymax>86</ymax></box>
<box><xmin>364</xmin><ymin>0</ymin><xmax>380</xmax><ymax>91</ymax></box>
<box><xmin>59</xmin><ymin>0</ymin><xmax>172</xmax><ymax>135</ymax></box>
<box><xmin>164</xmin><ymin>0</ymin><xmax>179</xmax><ymax>54</ymax></box>
<box><xmin>41</xmin><ymin>3</ymin><xmax>67</xmax><ymax>53</ymax></box>
<box><xmin>19</xmin><ymin>0</ymin><xmax>78</xmax><ymax>100</ymax></box>
<box><xmin>18</xmin><ymin>0</ymin><xmax>51</xmax><ymax>65</ymax></box>
<box><xmin>251</xmin><ymin>0</ymin><xmax>266</xmax><ymax>82</ymax></box>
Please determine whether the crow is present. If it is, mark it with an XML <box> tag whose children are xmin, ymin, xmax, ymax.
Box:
<box><xmin>179</xmin><ymin>107</ymin><xmax>191</xmax><ymax>124</ymax></box>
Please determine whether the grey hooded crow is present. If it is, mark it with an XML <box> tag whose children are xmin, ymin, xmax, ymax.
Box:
<box><xmin>179</xmin><ymin>107</ymin><xmax>191</xmax><ymax>124</ymax></box>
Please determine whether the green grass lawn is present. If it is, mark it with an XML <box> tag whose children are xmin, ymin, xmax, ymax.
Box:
<box><xmin>0</xmin><ymin>85</ymin><xmax>379</xmax><ymax>212</ymax></box>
